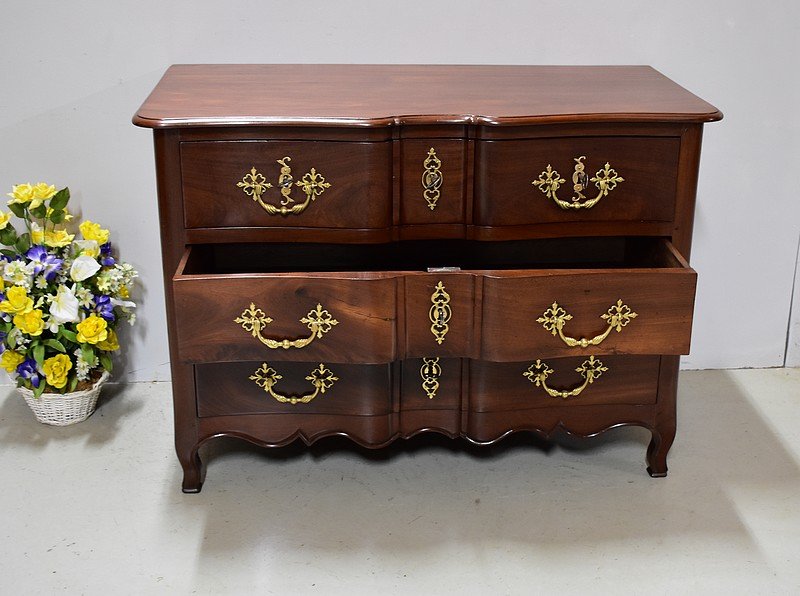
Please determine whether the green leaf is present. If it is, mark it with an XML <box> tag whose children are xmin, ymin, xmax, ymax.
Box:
<box><xmin>0</xmin><ymin>249</ymin><xmax>17</xmax><ymax>257</ymax></box>
<box><xmin>7</xmin><ymin>202</ymin><xmax>26</xmax><ymax>218</ymax></box>
<box><xmin>43</xmin><ymin>339</ymin><xmax>67</xmax><ymax>353</ymax></box>
<box><xmin>33</xmin><ymin>343</ymin><xmax>45</xmax><ymax>366</ymax></box>
<box><xmin>60</xmin><ymin>328</ymin><xmax>78</xmax><ymax>343</ymax></box>
<box><xmin>99</xmin><ymin>353</ymin><xmax>113</xmax><ymax>372</ymax></box>
<box><xmin>49</xmin><ymin>188</ymin><xmax>70</xmax><ymax>211</ymax></box>
<box><xmin>81</xmin><ymin>344</ymin><xmax>96</xmax><ymax>366</ymax></box>
<box><xmin>15</xmin><ymin>232</ymin><xmax>31</xmax><ymax>253</ymax></box>
<box><xmin>33</xmin><ymin>382</ymin><xmax>46</xmax><ymax>398</ymax></box>
<box><xmin>30</xmin><ymin>204</ymin><xmax>47</xmax><ymax>219</ymax></box>
<box><xmin>69</xmin><ymin>376</ymin><xmax>78</xmax><ymax>392</ymax></box>
<box><xmin>49</xmin><ymin>209</ymin><xmax>66</xmax><ymax>224</ymax></box>
<box><xmin>0</xmin><ymin>226</ymin><xmax>17</xmax><ymax>246</ymax></box>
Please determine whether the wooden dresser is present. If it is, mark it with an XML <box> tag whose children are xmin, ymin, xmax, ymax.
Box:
<box><xmin>134</xmin><ymin>65</ymin><xmax>721</xmax><ymax>492</ymax></box>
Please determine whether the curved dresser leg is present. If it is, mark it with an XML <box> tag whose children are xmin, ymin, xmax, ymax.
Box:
<box><xmin>647</xmin><ymin>355</ymin><xmax>679</xmax><ymax>477</ymax></box>
<box><xmin>179</xmin><ymin>446</ymin><xmax>205</xmax><ymax>493</ymax></box>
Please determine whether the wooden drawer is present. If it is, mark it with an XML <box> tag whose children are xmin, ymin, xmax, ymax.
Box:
<box><xmin>400</xmin><ymin>139</ymin><xmax>466</xmax><ymax>225</ymax></box>
<box><xmin>475</xmin><ymin>136</ymin><xmax>680</xmax><ymax>226</ymax></box>
<box><xmin>180</xmin><ymin>140</ymin><xmax>392</xmax><ymax>229</ymax></box>
<box><xmin>195</xmin><ymin>361</ymin><xmax>392</xmax><ymax>417</ymax></box>
<box><xmin>469</xmin><ymin>355</ymin><xmax>661</xmax><ymax>412</ymax></box>
<box><xmin>478</xmin><ymin>239</ymin><xmax>696</xmax><ymax>360</ymax></box>
<box><xmin>172</xmin><ymin>245</ymin><xmax>398</xmax><ymax>365</ymax></box>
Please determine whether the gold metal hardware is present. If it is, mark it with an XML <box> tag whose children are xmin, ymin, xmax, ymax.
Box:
<box><xmin>237</xmin><ymin>157</ymin><xmax>331</xmax><ymax>216</ymax></box>
<box><xmin>422</xmin><ymin>147</ymin><xmax>443</xmax><ymax>210</ymax></box>
<box><xmin>235</xmin><ymin>302</ymin><xmax>339</xmax><ymax>349</ymax></box>
<box><xmin>532</xmin><ymin>156</ymin><xmax>623</xmax><ymax>210</ymax></box>
<box><xmin>429</xmin><ymin>281</ymin><xmax>451</xmax><ymax>344</ymax></box>
<box><xmin>537</xmin><ymin>299</ymin><xmax>637</xmax><ymax>348</ymax></box>
<box><xmin>523</xmin><ymin>356</ymin><xmax>608</xmax><ymax>399</ymax></box>
<box><xmin>420</xmin><ymin>357</ymin><xmax>442</xmax><ymax>399</ymax></box>
<box><xmin>249</xmin><ymin>362</ymin><xmax>338</xmax><ymax>405</ymax></box>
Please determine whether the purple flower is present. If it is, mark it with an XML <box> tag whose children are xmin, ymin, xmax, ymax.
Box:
<box><xmin>26</xmin><ymin>245</ymin><xmax>63</xmax><ymax>282</ymax></box>
<box><xmin>17</xmin><ymin>358</ymin><xmax>41</xmax><ymax>388</ymax></box>
<box><xmin>93</xmin><ymin>294</ymin><xmax>115</xmax><ymax>322</ymax></box>
<box><xmin>100</xmin><ymin>243</ymin><xmax>115</xmax><ymax>267</ymax></box>
<box><xmin>0</xmin><ymin>331</ymin><xmax>6</xmax><ymax>354</ymax></box>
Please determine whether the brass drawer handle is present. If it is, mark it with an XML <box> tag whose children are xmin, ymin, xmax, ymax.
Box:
<box><xmin>235</xmin><ymin>303</ymin><xmax>339</xmax><ymax>349</ymax></box>
<box><xmin>429</xmin><ymin>281</ymin><xmax>452</xmax><ymax>344</ymax></box>
<box><xmin>537</xmin><ymin>299</ymin><xmax>637</xmax><ymax>348</ymax></box>
<box><xmin>249</xmin><ymin>362</ymin><xmax>338</xmax><ymax>405</ymax></box>
<box><xmin>532</xmin><ymin>156</ymin><xmax>623</xmax><ymax>210</ymax></box>
<box><xmin>422</xmin><ymin>147</ymin><xmax>443</xmax><ymax>210</ymax></box>
<box><xmin>420</xmin><ymin>357</ymin><xmax>441</xmax><ymax>399</ymax></box>
<box><xmin>237</xmin><ymin>157</ymin><xmax>331</xmax><ymax>216</ymax></box>
<box><xmin>524</xmin><ymin>356</ymin><xmax>607</xmax><ymax>399</ymax></box>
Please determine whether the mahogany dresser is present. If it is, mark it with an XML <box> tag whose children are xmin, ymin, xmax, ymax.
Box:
<box><xmin>134</xmin><ymin>65</ymin><xmax>721</xmax><ymax>492</ymax></box>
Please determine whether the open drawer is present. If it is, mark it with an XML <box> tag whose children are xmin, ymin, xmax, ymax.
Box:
<box><xmin>172</xmin><ymin>237</ymin><xmax>696</xmax><ymax>364</ymax></box>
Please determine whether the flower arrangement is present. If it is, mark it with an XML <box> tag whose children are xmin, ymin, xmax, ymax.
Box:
<box><xmin>0</xmin><ymin>182</ymin><xmax>137</xmax><ymax>398</ymax></box>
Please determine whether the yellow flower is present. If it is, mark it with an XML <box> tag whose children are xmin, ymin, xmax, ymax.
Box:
<box><xmin>0</xmin><ymin>212</ymin><xmax>11</xmax><ymax>230</ymax></box>
<box><xmin>32</xmin><ymin>182</ymin><xmax>56</xmax><ymax>201</ymax></box>
<box><xmin>1</xmin><ymin>350</ymin><xmax>25</xmax><ymax>372</ymax></box>
<box><xmin>46</xmin><ymin>207</ymin><xmax>74</xmax><ymax>221</ymax></box>
<box><xmin>79</xmin><ymin>221</ymin><xmax>109</xmax><ymax>245</ymax></box>
<box><xmin>44</xmin><ymin>229</ymin><xmax>75</xmax><ymax>248</ymax></box>
<box><xmin>0</xmin><ymin>286</ymin><xmax>34</xmax><ymax>314</ymax></box>
<box><xmin>31</xmin><ymin>222</ymin><xmax>44</xmax><ymax>245</ymax></box>
<box><xmin>97</xmin><ymin>328</ymin><xmax>119</xmax><ymax>351</ymax></box>
<box><xmin>7</xmin><ymin>183</ymin><xmax>35</xmax><ymax>205</ymax></box>
<box><xmin>42</xmin><ymin>354</ymin><xmax>72</xmax><ymax>389</ymax></box>
<box><xmin>76</xmin><ymin>315</ymin><xmax>108</xmax><ymax>344</ymax></box>
<box><xmin>14</xmin><ymin>309</ymin><xmax>45</xmax><ymax>336</ymax></box>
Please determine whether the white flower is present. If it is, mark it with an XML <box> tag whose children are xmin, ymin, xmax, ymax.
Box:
<box><xmin>49</xmin><ymin>285</ymin><xmax>80</xmax><ymax>324</ymax></box>
<box><xmin>75</xmin><ymin>286</ymin><xmax>93</xmax><ymax>308</ymax></box>
<box><xmin>110</xmin><ymin>298</ymin><xmax>136</xmax><ymax>309</ymax></box>
<box><xmin>70</xmin><ymin>255</ymin><xmax>101</xmax><ymax>282</ymax></box>
<box><xmin>74</xmin><ymin>348</ymin><xmax>91</xmax><ymax>381</ymax></box>
<box><xmin>3</xmin><ymin>260</ymin><xmax>36</xmax><ymax>289</ymax></box>
<box><xmin>74</xmin><ymin>239</ymin><xmax>100</xmax><ymax>258</ymax></box>
<box><xmin>34</xmin><ymin>276</ymin><xmax>49</xmax><ymax>289</ymax></box>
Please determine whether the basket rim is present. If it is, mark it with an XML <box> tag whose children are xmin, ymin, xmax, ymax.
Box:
<box><xmin>16</xmin><ymin>370</ymin><xmax>111</xmax><ymax>399</ymax></box>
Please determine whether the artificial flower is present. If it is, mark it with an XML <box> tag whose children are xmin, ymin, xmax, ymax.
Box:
<box><xmin>1</xmin><ymin>350</ymin><xmax>25</xmax><ymax>373</ymax></box>
<box><xmin>3</xmin><ymin>260</ymin><xmax>35</xmax><ymax>288</ymax></box>
<box><xmin>100</xmin><ymin>242</ymin><xmax>115</xmax><ymax>266</ymax></box>
<box><xmin>7</xmin><ymin>184</ymin><xmax>35</xmax><ymax>205</ymax></box>
<box><xmin>0</xmin><ymin>286</ymin><xmax>34</xmax><ymax>314</ymax></box>
<box><xmin>44</xmin><ymin>229</ymin><xmax>74</xmax><ymax>248</ymax></box>
<box><xmin>92</xmin><ymin>294</ymin><xmax>115</xmax><ymax>321</ymax></box>
<box><xmin>79</xmin><ymin>220</ymin><xmax>109</xmax><ymax>245</ymax></box>
<box><xmin>0</xmin><ymin>212</ymin><xmax>11</xmax><ymax>230</ymax></box>
<box><xmin>74</xmin><ymin>239</ymin><xmax>100</xmax><ymax>258</ymax></box>
<box><xmin>31</xmin><ymin>182</ymin><xmax>56</xmax><ymax>201</ymax></box>
<box><xmin>16</xmin><ymin>358</ymin><xmax>41</xmax><ymax>388</ymax></box>
<box><xmin>30</xmin><ymin>222</ymin><xmax>44</xmax><ymax>245</ymax></box>
<box><xmin>13</xmin><ymin>309</ymin><xmax>45</xmax><ymax>336</ymax></box>
<box><xmin>70</xmin><ymin>254</ymin><xmax>101</xmax><ymax>282</ymax></box>
<box><xmin>42</xmin><ymin>354</ymin><xmax>72</xmax><ymax>389</ymax></box>
<box><xmin>49</xmin><ymin>285</ymin><xmax>80</xmax><ymax>324</ymax></box>
<box><xmin>97</xmin><ymin>329</ymin><xmax>119</xmax><ymax>351</ymax></box>
<box><xmin>76</xmin><ymin>315</ymin><xmax>108</xmax><ymax>344</ymax></box>
<box><xmin>26</xmin><ymin>245</ymin><xmax>63</xmax><ymax>281</ymax></box>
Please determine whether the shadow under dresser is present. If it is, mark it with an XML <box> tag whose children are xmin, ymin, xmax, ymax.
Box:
<box><xmin>133</xmin><ymin>64</ymin><xmax>721</xmax><ymax>492</ymax></box>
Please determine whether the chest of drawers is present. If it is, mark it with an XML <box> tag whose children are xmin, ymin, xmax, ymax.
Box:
<box><xmin>134</xmin><ymin>65</ymin><xmax>720</xmax><ymax>492</ymax></box>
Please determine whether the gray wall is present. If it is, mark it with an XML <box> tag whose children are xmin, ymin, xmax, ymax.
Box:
<box><xmin>1</xmin><ymin>1</ymin><xmax>798</xmax><ymax>380</ymax></box>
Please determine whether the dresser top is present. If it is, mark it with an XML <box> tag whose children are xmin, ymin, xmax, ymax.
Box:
<box><xmin>133</xmin><ymin>64</ymin><xmax>721</xmax><ymax>129</ymax></box>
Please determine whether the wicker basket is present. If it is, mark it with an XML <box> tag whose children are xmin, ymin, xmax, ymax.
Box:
<box><xmin>19</xmin><ymin>371</ymin><xmax>110</xmax><ymax>426</ymax></box>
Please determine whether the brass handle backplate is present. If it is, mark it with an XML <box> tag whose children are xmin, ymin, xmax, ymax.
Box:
<box><xmin>422</xmin><ymin>147</ymin><xmax>443</xmax><ymax>211</ymax></box>
<box><xmin>237</xmin><ymin>157</ymin><xmax>331</xmax><ymax>216</ymax></box>
<box><xmin>523</xmin><ymin>356</ymin><xmax>607</xmax><ymax>399</ymax></box>
<box><xmin>235</xmin><ymin>303</ymin><xmax>339</xmax><ymax>349</ymax></box>
<box><xmin>537</xmin><ymin>299</ymin><xmax>637</xmax><ymax>348</ymax></box>
<box><xmin>429</xmin><ymin>281</ymin><xmax>452</xmax><ymax>344</ymax></box>
<box><xmin>420</xmin><ymin>357</ymin><xmax>441</xmax><ymax>399</ymax></box>
<box><xmin>532</xmin><ymin>156</ymin><xmax>623</xmax><ymax>210</ymax></box>
<box><xmin>249</xmin><ymin>362</ymin><xmax>338</xmax><ymax>404</ymax></box>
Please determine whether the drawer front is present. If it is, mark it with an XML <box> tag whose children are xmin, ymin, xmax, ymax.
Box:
<box><xmin>196</xmin><ymin>361</ymin><xmax>392</xmax><ymax>417</ymax></box>
<box><xmin>173</xmin><ymin>274</ymin><xmax>397</xmax><ymax>364</ymax></box>
<box><xmin>180</xmin><ymin>140</ymin><xmax>392</xmax><ymax>229</ymax></box>
<box><xmin>401</xmin><ymin>357</ymin><xmax>462</xmax><ymax>411</ymax></box>
<box><xmin>481</xmin><ymin>268</ymin><xmax>696</xmax><ymax>360</ymax></box>
<box><xmin>470</xmin><ymin>355</ymin><xmax>660</xmax><ymax>412</ymax></box>
<box><xmin>475</xmin><ymin>136</ymin><xmax>680</xmax><ymax>226</ymax></box>
<box><xmin>400</xmin><ymin>140</ymin><xmax>466</xmax><ymax>225</ymax></box>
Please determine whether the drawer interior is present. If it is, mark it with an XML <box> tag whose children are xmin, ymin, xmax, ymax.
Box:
<box><xmin>179</xmin><ymin>236</ymin><xmax>688</xmax><ymax>275</ymax></box>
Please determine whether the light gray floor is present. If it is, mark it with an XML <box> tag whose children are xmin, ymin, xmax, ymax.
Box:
<box><xmin>1</xmin><ymin>368</ymin><xmax>799</xmax><ymax>594</ymax></box>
